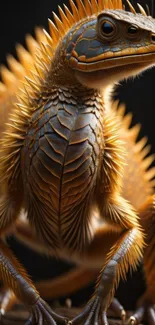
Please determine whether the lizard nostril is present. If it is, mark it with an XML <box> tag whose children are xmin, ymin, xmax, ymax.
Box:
<box><xmin>151</xmin><ymin>34</ymin><xmax>155</xmax><ymax>42</ymax></box>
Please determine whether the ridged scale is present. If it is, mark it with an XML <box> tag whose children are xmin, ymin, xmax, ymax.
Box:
<box><xmin>22</xmin><ymin>88</ymin><xmax>104</xmax><ymax>251</ymax></box>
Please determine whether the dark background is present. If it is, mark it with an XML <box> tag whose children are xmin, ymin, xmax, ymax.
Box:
<box><xmin>0</xmin><ymin>0</ymin><xmax>155</xmax><ymax>311</ymax></box>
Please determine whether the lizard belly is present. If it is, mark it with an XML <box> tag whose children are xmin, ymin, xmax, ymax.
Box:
<box><xmin>22</xmin><ymin>100</ymin><xmax>102</xmax><ymax>250</ymax></box>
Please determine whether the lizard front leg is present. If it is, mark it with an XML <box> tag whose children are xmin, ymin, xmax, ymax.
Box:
<box><xmin>0</xmin><ymin>219</ymin><xmax>125</xmax><ymax>321</ymax></box>
<box><xmin>0</xmin><ymin>194</ymin><xmax>67</xmax><ymax>325</ymax></box>
<box><xmin>70</xmin><ymin>196</ymin><xmax>144</xmax><ymax>325</ymax></box>
<box><xmin>129</xmin><ymin>195</ymin><xmax>155</xmax><ymax>325</ymax></box>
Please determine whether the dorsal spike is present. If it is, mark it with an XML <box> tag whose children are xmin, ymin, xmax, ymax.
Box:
<box><xmin>122</xmin><ymin>112</ymin><xmax>132</xmax><ymax>129</ymax></box>
<box><xmin>0</xmin><ymin>82</ymin><xmax>7</xmax><ymax>95</ymax></box>
<box><xmin>118</xmin><ymin>0</ymin><xmax>123</xmax><ymax>9</ymax></box>
<box><xmin>145</xmin><ymin>167</ymin><xmax>155</xmax><ymax>181</ymax></box>
<box><xmin>0</xmin><ymin>65</ymin><xmax>17</xmax><ymax>87</ymax></box>
<box><xmin>40</xmin><ymin>42</ymin><xmax>51</xmax><ymax>60</ymax></box>
<box><xmin>16</xmin><ymin>44</ymin><xmax>34</xmax><ymax>70</ymax></box>
<box><xmin>24</xmin><ymin>77</ymin><xmax>40</xmax><ymax>92</ymax></box>
<box><xmin>6</xmin><ymin>54</ymin><xmax>25</xmax><ymax>78</ymax></box>
<box><xmin>69</xmin><ymin>0</ymin><xmax>80</xmax><ymax>22</ymax></box>
<box><xmin>83</xmin><ymin>0</ymin><xmax>93</xmax><ymax>15</ymax></box>
<box><xmin>142</xmin><ymin>155</ymin><xmax>155</xmax><ymax>170</ymax></box>
<box><xmin>106</xmin><ymin>0</ymin><xmax>115</xmax><ymax>10</ymax></box>
<box><xmin>126</xmin><ymin>0</ymin><xmax>136</xmax><ymax>14</ymax></box>
<box><xmin>129</xmin><ymin>124</ymin><xmax>141</xmax><ymax>141</ymax></box>
<box><xmin>76</xmin><ymin>0</ymin><xmax>88</xmax><ymax>19</ymax></box>
<box><xmin>25</xmin><ymin>34</ymin><xmax>39</xmax><ymax>56</ymax></box>
<box><xmin>48</xmin><ymin>19</ymin><xmax>61</xmax><ymax>43</ymax></box>
<box><xmin>35</xmin><ymin>27</ymin><xmax>46</xmax><ymax>44</ymax></box>
<box><xmin>43</xmin><ymin>29</ymin><xmax>53</xmax><ymax>47</ymax></box>
<box><xmin>146</xmin><ymin>4</ymin><xmax>150</xmax><ymax>16</ymax></box>
<box><xmin>140</xmin><ymin>144</ymin><xmax>151</xmax><ymax>159</ymax></box>
<box><xmin>137</xmin><ymin>3</ymin><xmax>147</xmax><ymax>16</ymax></box>
<box><xmin>63</xmin><ymin>4</ymin><xmax>76</xmax><ymax>24</ymax></box>
<box><xmin>52</xmin><ymin>12</ymin><xmax>65</xmax><ymax>36</ymax></box>
<box><xmin>58</xmin><ymin>6</ymin><xmax>70</xmax><ymax>30</ymax></box>
<box><xmin>90</xmin><ymin>0</ymin><xmax>99</xmax><ymax>13</ymax></box>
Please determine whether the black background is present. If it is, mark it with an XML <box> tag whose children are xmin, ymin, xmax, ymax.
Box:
<box><xmin>0</xmin><ymin>0</ymin><xmax>155</xmax><ymax>311</ymax></box>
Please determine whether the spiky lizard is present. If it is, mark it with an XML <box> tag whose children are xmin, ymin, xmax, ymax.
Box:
<box><xmin>0</xmin><ymin>0</ymin><xmax>155</xmax><ymax>324</ymax></box>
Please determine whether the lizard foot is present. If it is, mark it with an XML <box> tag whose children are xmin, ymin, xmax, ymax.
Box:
<box><xmin>129</xmin><ymin>304</ymin><xmax>155</xmax><ymax>325</ymax></box>
<box><xmin>25</xmin><ymin>297</ymin><xmax>68</xmax><ymax>325</ymax></box>
<box><xmin>68</xmin><ymin>296</ymin><xmax>120</xmax><ymax>325</ymax></box>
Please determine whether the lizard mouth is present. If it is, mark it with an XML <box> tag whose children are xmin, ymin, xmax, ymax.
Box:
<box><xmin>71</xmin><ymin>51</ymin><xmax>155</xmax><ymax>72</ymax></box>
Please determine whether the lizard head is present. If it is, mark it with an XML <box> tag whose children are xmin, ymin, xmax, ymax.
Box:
<box><xmin>61</xmin><ymin>8</ymin><xmax>155</xmax><ymax>88</ymax></box>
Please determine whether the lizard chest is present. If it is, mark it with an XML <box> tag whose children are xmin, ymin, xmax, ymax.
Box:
<box><xmin>21</xmin><ymin>93</ymin><xmax>104</xmax><ymax>249</ymax></box>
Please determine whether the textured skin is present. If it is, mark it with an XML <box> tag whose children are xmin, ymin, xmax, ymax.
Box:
<box><xmin>22</xmin><ymin>88</ymin><xmax>104</xmax><ymax>252</ymax></box>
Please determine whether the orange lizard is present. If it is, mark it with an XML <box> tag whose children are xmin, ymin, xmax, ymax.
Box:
<box><xmin>0</xmin><ymin>0</ymin><xmax>155</xmax><ymax>324</ymax></box>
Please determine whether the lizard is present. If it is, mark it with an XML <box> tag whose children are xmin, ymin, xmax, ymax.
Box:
<box><xmin>0</xmin><ymin>0</ymin><xmax>155</xmax><ymax>324</ymax></box>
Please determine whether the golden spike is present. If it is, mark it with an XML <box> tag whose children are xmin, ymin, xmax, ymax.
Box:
<box><xmin>35</xmin><ymin>27</ymin><xmax>46</xmax><ymax>44</ymax></box>
<box><xmin>48</xmin><ymin>19</ymin><xmax>61</xmax><ymax>44</ymax></box>
<box><xmin>0</xmin><ymin>82</ymin><xmax>7</xmax><ymax>95</ymax></box>
<box><xmin>117</xmin><ymin>0</ymin><xmax>123</xmax><ymax>9</ymax></box>
<box><xmin>126</xmin><ymin>0</ymin><xmax>136</xmax><ymax>14</ymax></box>
<box><xmin>83</xmin><ymin>0</ymin><xmax>93</xmax><ymax>15</ymax></box>
<box><xmin>105</xmin><ymin>0</ymin><xmax>114</xmax><ymax>10</ymax></box>
<box><xmin>135</xmin><ymin>137</ymin><xmax>148</xmax><ymax>153</ymax></box>
<box><xmin>90</xmin><ymin>0</ymin><xmax>99</xmax><ymax>14</ymax></box>
<box><xmin>16</xmin><ymin>44</ymin><xmax>34</xmax><ymax>70</ymax></box>
<box><xmin>35</xmin><ymin>55</ymin><xmax>49</xmax><ymax>73</ymax></box>
<box><xmin>58</xmin><ymin>6</ymin><xmax>70</xmax><ymax>29</ymax></box>
<box><xmin>6</xmin><ymin>54</ymin><xmax>25</xmax><ymax>78</ymax></box>
<box><xmin>142</xmin><ymin>155</ymin><xmax>155</xmax><ymax>170</ymax></box>
<box><xmin>52</xmin><ymin>12</ymin><xmax>65</xmax><ymax>36</ymax></box>
<box><xmin>30</xmin><ymin>70</ymin><xmax>42</xmax><ymax>85</ymax></box>
<box><xmin>122</xmin><ymin>112</ymin><xmax>132</xmax><ymax>129</ymax></box>
<box><xmin>145</xmin><ymin>167</ymin><xmax>155</xmax><ymax>181</ymax></box>
<box><xmin>129</xmin><ymin>123</ymin><xmax>141</xmax><ymax>140</ymax></box>
<box><xmin>16</xmin><ymin>93</ymin><xmax>28</xmax><ymax>105</ymax></box>
<box><xmin>140</xmin><ymin>144</ymin><xmax>151</xmax><ymax>159</ymax></box>
<box><xmin>16</xmin><ymin>103</ymin><xmax>31</xmax><ymax>115</ymax></box>
<box><xmin>25</xmin><ymin>34</ymin><xmax>40</xmax><ymax>55</ymax></box>
<box><xmin>40</xmin><ymin>42</ymin><xmax>51</xmax><ymax>62</ymax></box>
<box><xmin>75</xmin><ymin>0</ymin><xmax>87</xmax><ymax>19</ymax></box>
<box><xmin>0</xmin><ymin>65</ymin><xmax>17</xmax><ymax>87</ymax></box>
<box><xmin>103</xmin><ymin>0</ymin><xmax>110</xmax><ymax>10</ymax></box>
<box><xmin>63</xmin><ymin>4</ymin><xmax>75</xmax><ymax>24</ymax></box>
<box><xmin>69</xmin><ymin>0</ymin><xmax>80</xmax><ymax>22</ymax></box>
<box><xmin>137</xmin><ymin>3</ymin><xmax>147</xmax><ymax>16</ymax></box>
<box><xmin>43</xmin><ymin>29</ymin><xmax>53</xmax><ymax>48</ymax></box>
<box><xmin>117</xmin><ymin>103</ymin><xmax>126</xmax><ymax>117</ymax></box>
<box><xmin>150</xmin><ymin>179</ymin><xmax>155</xmax><ymax>188</ymax></box>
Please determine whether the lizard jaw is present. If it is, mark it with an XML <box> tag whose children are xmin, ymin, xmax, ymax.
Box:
<box><xmin>72</xmin><ymin>51</ymin><xmax>155</xmax><ymax>73</ymax></box>
<box><xmin>75</xmin><ymin>58</ymin><xmax>154</xmax><ymax>89</ymax></box>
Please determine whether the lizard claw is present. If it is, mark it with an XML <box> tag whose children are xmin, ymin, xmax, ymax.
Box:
<box><xmin>128</xmin><ymin>304</ymin><xmax>155</xmax><ymax>325</ymax></box>
<box><xmin>129</xmin><ymin>316</ymin><xmax>137</xmax><ymax>325</ymax></box>
<box><xmin>26</xmin><ymin>297</ymin><xmax>68</xmax><ymax>325</ymax></box>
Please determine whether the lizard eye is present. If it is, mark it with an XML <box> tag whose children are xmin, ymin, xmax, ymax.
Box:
<box><xmin>98</xmin><ymin>17</ymin><xmax>117</xmax><ymax>40</ymax></box>
<box><xmin>127</xmin><ymin>25</ymin><xmax>139</xmax><ymax>38</ymax></box>
<box><xmin>101</xmin><ymin>21</ymin><xmax>115</xmax><ymax>35</ymax></box>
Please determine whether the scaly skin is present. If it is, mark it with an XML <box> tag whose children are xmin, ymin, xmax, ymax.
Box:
<box><xmin>0</xmin><ymin>0</ymin><xmax>155</xmax><ymax>324</ymax></box>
